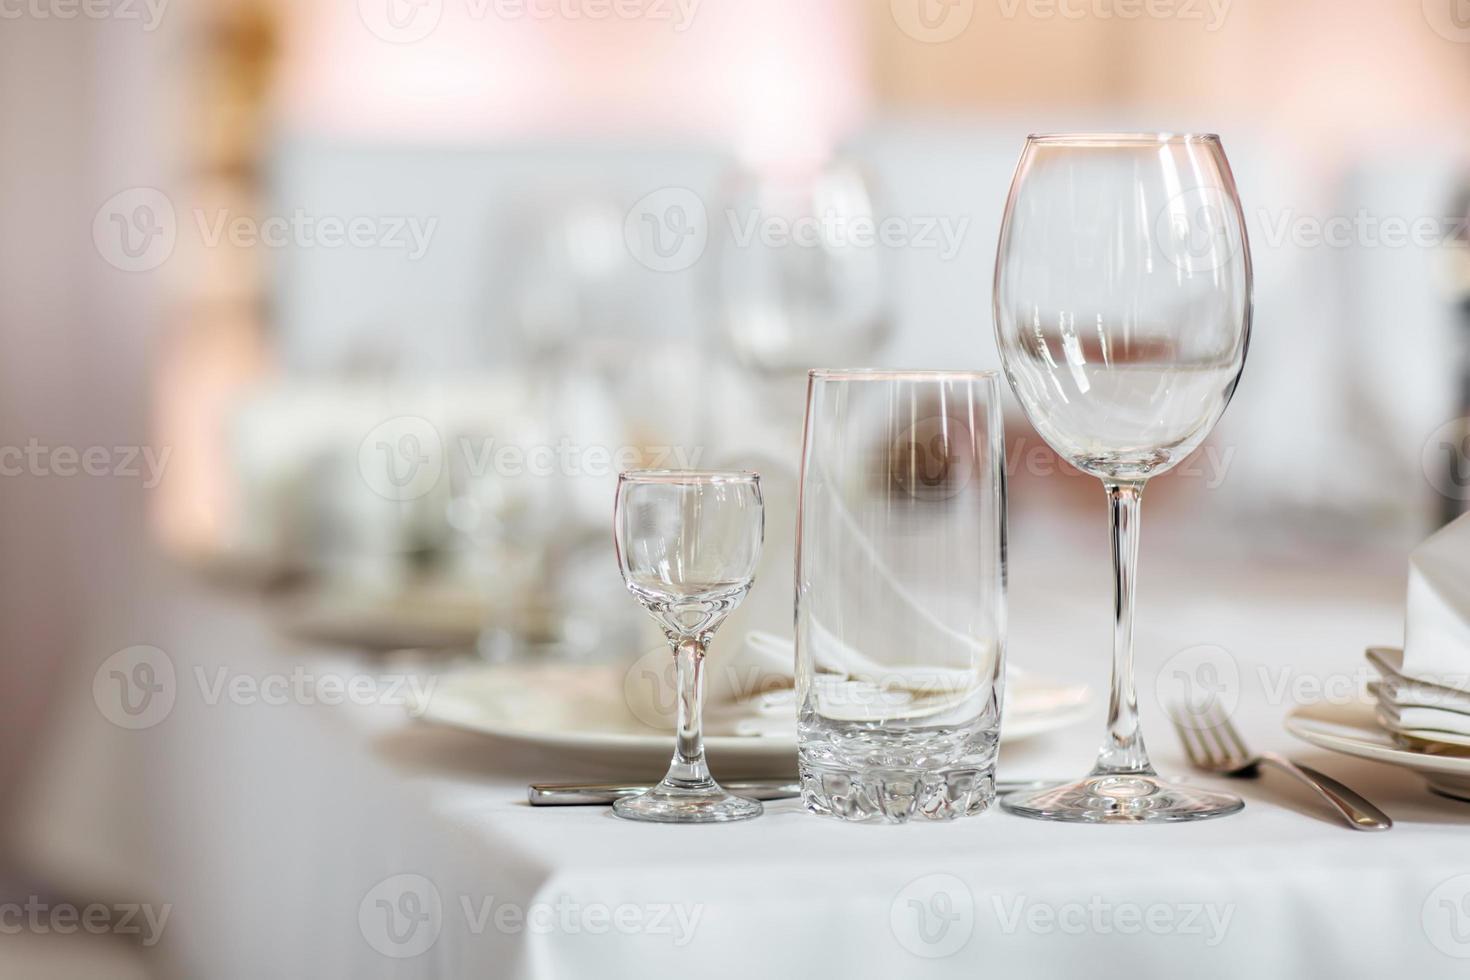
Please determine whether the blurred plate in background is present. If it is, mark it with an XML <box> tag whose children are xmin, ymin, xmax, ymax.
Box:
<box><xmin>409</xmin><ymin>663</ymin><xmax>1090</xmax><ymax>776</ymax></box>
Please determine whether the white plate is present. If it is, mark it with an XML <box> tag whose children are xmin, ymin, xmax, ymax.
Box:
<box><xmin>411</xmin><ymin>663</ymin><xmax>1090</xmax><ymax>775</ymax></box>
<box><xmin>1285</xmin><ymin>701</ymin><xmax>1470</xmax><ymax>802</ymax></box>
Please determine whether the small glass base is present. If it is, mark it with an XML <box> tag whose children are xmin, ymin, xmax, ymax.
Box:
<box><xmin>612</xmin><ymin>779</ymin><xmax>763</xmax><ymax>824</ymax></box>
<box><xmin>1000</xmin><ymin>772</ymin><xmax>1243</xmax><ymax>824</ymax></box>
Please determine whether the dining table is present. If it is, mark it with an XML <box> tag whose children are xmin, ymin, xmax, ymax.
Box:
<box><xmin>14</xmin><ymin>519</ymin><xmax>1470</xmax><ymax>979</ymax></box>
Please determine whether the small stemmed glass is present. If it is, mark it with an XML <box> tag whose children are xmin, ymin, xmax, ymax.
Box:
<box><xmin>613</xmin><ymin>470</ymin><xmax>765</xmax><ymax>823</ymax></box>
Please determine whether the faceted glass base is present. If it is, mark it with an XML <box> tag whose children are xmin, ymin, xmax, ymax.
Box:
<box><xmin>611</xmin><ymin>779</ymin><xmax>763</xmax><ymax>824</ymax></box>
<box><xmin>1000</xmin><ymin>772</ymin><xmax>1243</xmax><ymax>824</ymax></box>
<box><xmin>800</xmin><ymin>765</ymin><xmax>995</xmax><ymax>823</ymax></box>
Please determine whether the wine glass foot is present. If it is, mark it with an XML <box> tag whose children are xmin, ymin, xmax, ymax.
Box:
<box><xmin>1000</xmin><ymin>773</ymin><xmax>1243</xmax><ymax>824</ymax></box>
<box><xmin>612</xmin><ymin>779</ymin><xmax>764</xmax><ymax>824</ymax></box>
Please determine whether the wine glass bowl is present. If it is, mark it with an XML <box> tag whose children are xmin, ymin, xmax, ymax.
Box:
<box><xmin>994</xmin><ymin>134</ymin><xmax>1251</xmax><ymax>484</ymax></box>
<box><xmin>993</xmin><ymin>134</ymin><xmax>1253</xmax><ymax>824</ymax></box>
<box><xmin>612</xmin><ymin>470</ymin><xmax>765</xmax><ymax>823</ymax></box>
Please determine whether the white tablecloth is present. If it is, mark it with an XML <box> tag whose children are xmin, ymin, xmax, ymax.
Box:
<box><xmin>16</xmin><ymin>532</ymin><xmax>1470</xmax><ymax>979</ymax></box>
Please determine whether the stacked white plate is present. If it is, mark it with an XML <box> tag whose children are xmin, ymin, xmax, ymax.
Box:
<box><xmin>1286</xmin><ymin>647</ymin><xmax>1470</xmax><ymax>803</ymax></box>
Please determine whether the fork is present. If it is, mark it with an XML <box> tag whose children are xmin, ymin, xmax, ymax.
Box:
<box><xmin>1171</xmin><ymin>702</ymin><xmax>1392</xmax><ymax>831</ymax></box>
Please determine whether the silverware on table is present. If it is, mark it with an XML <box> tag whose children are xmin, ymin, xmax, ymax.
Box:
<box><xmin>1171</xmin><ymin>703</ymin><xmax>1392</xmax><ymax>831</ymax></box>
<box><xmin>529</xmin><ymin>778</ymin><xmax>1061</xmax><ymax>807</ymax></box>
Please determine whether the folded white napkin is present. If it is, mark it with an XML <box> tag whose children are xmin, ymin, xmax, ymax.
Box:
<box><xmin>627</xmin><ymin>630</ymin><xmax>1059</xmax><ymax>739</ymax></box>
<box><xmin>1368</xmin><ymin>646</ymin><xmax>1470</xmax><ymax>739</ymax></box>
<box><xmin>1368</xmin><ymin>647</ymin><xmax>1470</xmax><ymax>711</ymax></box>
<box><xmin>1373</xmin><ymin>697</ymin><xmax>1470</xmax><ymax>737</ymax></box>
<box><xmin>1402</xmin><ymin>512</ymin><xmax>1470</xmax><ymax>690</ymax></box>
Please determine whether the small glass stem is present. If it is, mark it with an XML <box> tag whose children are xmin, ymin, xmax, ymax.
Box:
<box><xmin>665</xmin><ymin>635</ymin><xmax>713</xmax><ymax>786</ymax></box>
<box><xmin>1093</xmin><ymin>481</ymin><xmax>1154</xmax><ymax>776</ymax></box>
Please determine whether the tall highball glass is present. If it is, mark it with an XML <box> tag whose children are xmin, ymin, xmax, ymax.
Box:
<box><xmin>796</xmin><ymin>370</ymin><xmax>1007</xmax><ymax>823</ymax></box>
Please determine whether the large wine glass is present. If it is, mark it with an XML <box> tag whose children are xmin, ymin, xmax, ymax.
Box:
<box><xmin>993</xmin><ymin>134</ymin><xmax>1253</xmax><ymax>823</ymax></box>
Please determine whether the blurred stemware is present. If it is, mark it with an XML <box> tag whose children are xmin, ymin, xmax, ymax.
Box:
<box><xmin>712</xmin><ymin>161</ymin><xmax>889</xmax><ymax>376</ymax></box>
<box><xmin>703</xmin><ymin>161</ymin><xmax>891</xmax><ymax>641</ymax></box>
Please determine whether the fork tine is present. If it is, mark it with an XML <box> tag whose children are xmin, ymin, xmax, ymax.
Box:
<box><xmin>1211</xmin><ymin>699</ymin><xmax>1252</xmax><ymax>768</ymax></box>
<box><xmin>1169</xmin><ymin>713</ymin><xmax>1197</xmax><ymax>763</ymax></box>
<box><xmin>1212</xmin><ymin>706</ymin><xmax>1253</xmax><ymax>760</ymax></box>
<box><xmin>1170</xmin><ymin>708</ymin><xmax>1213</xmax><ymax>769</ymax></box>
<box><xmin>1192</xmin><ymin>699</ymin><xmax>1240</xmax><ymax>769</ymax></box>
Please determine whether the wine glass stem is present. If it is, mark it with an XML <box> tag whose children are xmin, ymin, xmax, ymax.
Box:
<box><xmin>1094</xmin><ymin>481</ymin><xmax>1154</xmax><ymax>776</ymax></box>
<box><xmin>666</xmin><ymin>635</ymin><xmax>713</xmax><ymax>786</ymax></box>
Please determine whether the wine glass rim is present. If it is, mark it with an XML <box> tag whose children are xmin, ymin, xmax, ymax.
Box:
<box><xmin>1027</xmin><ymin>132</ymin><xmax>1221</xmax><ymax>145</ymax></box>
<box><xmin>809</xmin><ymin>368</ymin><xmax>1001</xmax><ymax>382</ymax></box>
<box><xmin>619</xmin><ymin>469</ymin><xmax>760</xmax><ymax>484</ymax></box>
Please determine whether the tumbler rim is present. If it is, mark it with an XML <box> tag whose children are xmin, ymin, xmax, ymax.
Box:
<box><xmin>808</xmin><ymin>368</ymin><xmax>1001</xmax><ymax>382</ymax></box>
<box><xmin>618</xmin><ymin>469</ymin><xmax>760</xmax><ymax>485</ymax></box>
